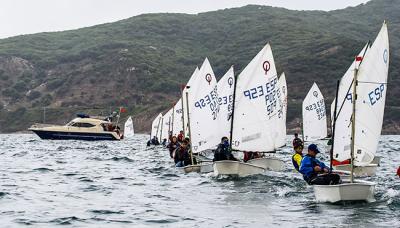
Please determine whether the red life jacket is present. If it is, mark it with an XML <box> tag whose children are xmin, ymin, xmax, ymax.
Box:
<box><xmin>397</xmin><ymin>166</ymin><xmax>400</xmax><ymax>177</ymax></box>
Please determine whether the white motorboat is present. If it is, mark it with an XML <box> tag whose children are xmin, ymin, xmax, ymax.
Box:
<box><xmin>29</xmin><ymin>114</ymin><xmax>122</xmax><ymax>141</ymax></box>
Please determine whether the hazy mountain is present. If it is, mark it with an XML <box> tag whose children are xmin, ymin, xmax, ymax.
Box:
<box><xmin>0</xmin><ymin>0</ymin><xmax>399</xmax><ymax>134</ymax></box>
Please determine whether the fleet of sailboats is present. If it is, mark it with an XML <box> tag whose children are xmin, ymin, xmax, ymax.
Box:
<box><xmin>142</xmin><ymin>22</ymin><xmax>390</xmax><ymax>203</ymax></box>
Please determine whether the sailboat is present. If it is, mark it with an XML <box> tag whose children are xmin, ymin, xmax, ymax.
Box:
<box><xmin>183</xmin><ymin>58</ymin><xmax>220</xmax><ymax>173</ymax></box>
<box><xmin>246</xmin><ymin>72</ymin><xmax>286</xmax><ymax>171</ymax></box>
<box><xmin>302</xmin><ymin>83</ymin><xmax>328</xmax><ymax>141</ymax></box>
<box><xmin>314</xmin><ymin>22</ymin><xmax>389</xmax><ymax>203</ymax></box>
<box><xmin>214</xmin><ymin>43</ymin><xmax>285</xmax><ymax>177</ymax></box>
<box><xmin>123</xmin><ymin>116</ymin><xmax>135</xmax><ymax>139</ymax></box>
<box><xmin>150</xmin><ymin>113</ymin><xmax>162</xmax><ymax>143</ymax></box>
<box><xmin>172</xmin><ymin>98</ymin><xmax>183</xmax><ymax>137</ymax></box>
<box><xmin>160</xmin><ymin>108</ymin><xmax>173</xmax><ymax>143</ymax></box>
<box><xmin>182</xmin><ymin>67</ymin><xmax>199</xmax><ymax>138</ymax></box>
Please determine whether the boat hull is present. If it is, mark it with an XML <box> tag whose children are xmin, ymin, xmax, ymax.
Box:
<box><xmin>213</xmin><ymin>160</ymin><xmax>265</xmax><ymax>177</ymax></box>
<box><xmin>313</xmin><ymin>180</ymin><xmax>375</xmax><ymax>203</ymax></box>
<box><xmin>334</xmin><ymin>164</ymin><xmax>378</xmax><ymax>177</ymax></box>
<box><xmin>31</xmin><ymin>129</ymin><xmax>119</xmax><ymax>141</ymax></box>
<box><xmin>199</xmin><ymin>162</ymin><xmax>214</xmax><ymax>173</ymax></box>
<box><xmin>246</xmin><ymin>157</ymin><xmax>285</xmax><ymax>171</ymax></box>
<box><xmin>183</xmin><ymin>165</ymin><xmax>201</xmax><ymax>173</ymax></box>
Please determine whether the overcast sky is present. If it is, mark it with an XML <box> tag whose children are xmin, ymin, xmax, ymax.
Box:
<box><xmin>0</xmin><ymin>0</ymin><xmax>370</xmax><ymax>39</ymax></box>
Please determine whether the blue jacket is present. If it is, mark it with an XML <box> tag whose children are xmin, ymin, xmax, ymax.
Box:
<box><xmin>299</xmin><ymin>154</ymin><xmax>328</xmax><ymax>181</ymax></box>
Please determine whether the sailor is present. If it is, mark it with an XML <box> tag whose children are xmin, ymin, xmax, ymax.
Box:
<box><xmin>151</xmin><ymin>136</ymin><xmax>160</xmax><ymax>145</ymax></box>
<box><xmin>291</xmin><ymin>144</ymin><xmax>304</xmax><ymax>172</ymax></box>
<box><xmin>292</xmin><ymin>133</ymin><xmax>304</xmax><ymax>149</ymax></box>
<box><xmin>213</xmin><ymin>137</ymin><xmax>238</xmax><ymax>162</ymax></box>
<box><xmin>299</xmin><ymin>144</ymin><xmax>340</xmax><ymax>185</ymax></box>
<box><xmin>162</xmin><ymin>138</ymin><xmax>167</xmax><ymax>146</ymax></box>
<box><xmin>167</xmin><ymin>136</ymin><xmax>180</xmax><ymax>158</ymax></box>
<box><xmin>174</xmin><ymin>139</ymin><xmax>191</xmax><ymax>167</ymax></box>
<box><xmin>177</xmin><ymin>131</ymin><xmax>184</xmax><ymax>143</ymax></box>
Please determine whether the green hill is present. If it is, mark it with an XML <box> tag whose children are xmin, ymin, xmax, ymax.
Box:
<box><xmin>0</xmin><ymin>0</ymin><xmax>399</xmax><ymax>134</ymax></box>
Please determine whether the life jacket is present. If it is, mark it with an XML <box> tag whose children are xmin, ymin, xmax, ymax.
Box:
<box><xmin>397</xmin><ymin>166</ymin><xmax>400</xmax><ymax>177</ymax></box>
<box><xmin>292</xmin><ymin>153</ymin><xmax>303</xmax><ymax>172</ymax></box>
<box><xmin>293</xmin><ymin>138</ymin><xmax>303</xmax><ymax>148</ymax></box>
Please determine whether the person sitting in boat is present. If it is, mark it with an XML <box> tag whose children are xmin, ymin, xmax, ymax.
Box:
<box><xmin>299</xmin><ymin>144</ymin><xmax>340</xmax><ymax>185</ymax></box>
<box><xmin>151</xmin><ymin>136</ymin><xmax>160</xmax><ymax>145</ymax></box>
<box><xmin>243</xmin><ymin>152</ymin><xmax>261</xmax><ymax>162</ymax></box>
<box><xmin>162</xmin><ymin>138</ymin><xmax>167</xmax><ymax>147</ymax></box>
<box><xmin>177</xmin><ymin>131</ymin><xmax>184</xmax><ymax>143</ymax></box>
<box><xmin>213</xmin><ymin>137</ymin><xmax>238</xmax><ymax>162</ymax></box>
<box><xmin>292</xmin><ymin>133</ymin><xmax>303</xmax><ymax>149</ymax></box>
<box><xmin>291</xmin><ymin>145</ymin><xmax>304</xmax><ymax>172</ymax></box>
<box><xmin>167</xmin><ymin>136</ymin><xmax>180</xmax><ymax>158</ymax></box>
<box><xmin>174</xmin><ymin>139</ymin><xmax>191</xmax><ymax>167</ymax></box>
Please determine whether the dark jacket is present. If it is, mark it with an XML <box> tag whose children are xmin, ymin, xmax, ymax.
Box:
<box><xmin>168</xmin><ymin>142</ymin><xmax>180</xmax><ymax>158</ymax></box>
<box><xmin>174</xmin><ymin>146</ymin><xmax>191</xmax><ymax>166</ymax></box>
<box><xmin>213</xmin><ymin>143</ymin><xmax>237</xmax><ymax>162</ymax></box>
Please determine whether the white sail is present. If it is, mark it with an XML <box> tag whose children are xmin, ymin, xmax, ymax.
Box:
<box><xmin>161</xmin><ymin>108</ymin><xmax>173</xmax><ymax>141</ymax></box>
<box><xmin>150</xmin><ymin>113</ymin><xmax>162</xmax><ymax>139</ymax></box>
<box><xmin>302</xmin><ymin>83</ymin><xmax>327</xmax><ymax>141</ymax></box>
<box><xmin>232</xmin><ymin>43</ymin><xmax>280</xmax><ymax>152</ymax></box>
<box><xmin>172</xmin><ymin>98</ymin><xmax>183</xmax><ymax>136</ymax></box>
<box><xmin>275</xmin><ymin>72</ymin><xmax>287</xmax><ymax>148</ymax></box>
<box><xmin>330</xmin><ymin>99</ymin><xmax>335</xmax><ymax>129</ymax></box>
<box><xmin>124</xmin><ymin>116</ymin><xmax>134</xmax><ymax>138</ymax></box>
<box><xmin>333</xmin><ymin>43</ymin><xmax>370</xmax><ymax>162</ymax></box>
<box><xmin>217</xmin><ymin>66</ymin><xmax>235</xmax><ymax>139</ymax></box>
<box><xmin>353</xmin><ymin>22</ymin><xmax>389</xmax><ymax>166</ymax></box>
<box><xmin>157</xmin><ymin>115</ymin><xmax>163</xmax><ymax>140</ymax></box>
<box><xmin>187</xmin><ymin>58</ymin><xmax>220</xmax><ymax>153</ymax></box>
<box><xmin>182</xmin><ymin>67</ymin><xmax>199</xmax><ymax>137</ymax></box>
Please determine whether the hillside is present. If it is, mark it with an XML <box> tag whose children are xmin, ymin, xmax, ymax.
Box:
<box><xmin>0</xmin><ymin>0</ymin><xmax>399</xmax><ymax>134</ymax></box>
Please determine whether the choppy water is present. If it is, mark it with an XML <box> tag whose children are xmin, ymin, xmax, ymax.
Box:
<box><xmin>0</xmin><ymin>134</ymin><xmax>399</xmax><ymax>227</ymax></box>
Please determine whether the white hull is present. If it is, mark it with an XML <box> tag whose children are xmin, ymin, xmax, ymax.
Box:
<box><xmin>199</xmin><ymin>163</ymin><xmax>214</xmax><ymax>173</ymax></box>
<box><xmin>334</xmin><ymin>164</ymin><xmax>378</xmax><ymax>177</ymax></box>
<box><xmin>213</xmin><ymin>161</ymin><xmax>265</xmax><ymax>177</ymax></box>
<box><xmin>313</xmin><ymin>180</ymin><xmax>375</xmax><ymax>203</ymax></box>
<box><xmin>246</xmin><ymin>157</ymin><xmax>285</xmax><ymax>171</ymax></box>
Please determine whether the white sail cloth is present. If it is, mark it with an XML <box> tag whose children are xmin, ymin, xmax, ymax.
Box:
<box><xmin>150</xmin><ymin>113</ymin><xmax>162</xmax><ymax>139</ymax></box>
<box><xmin>217</xmin><ymin>66</ymin><xmax>235</xmax><ymax>139</ymax></box>
<box><xmin>172</xmin><ymin>98</ymin><xmax>183</xmax><ymax>136</ymax></box>
<box><xmin>353</xmin><ymin>23</ymin><xmax>389</xmax><ymax>166</ymax></box>
<box><xmin>333</xmin><ymin>43</ymin><xmax>370</xmax><ymax>162</ymax></box>
<box><xmin>275</xmin><ymin>72</ymin><xmax>287</xmax><ymax>148</ymax></box>
<box><xmin>231</xmin><ymin>43</ymin><xmax>280</xmax><ymax>152</ymax></box>
<box><xmin>161</xmin><ymin>108</ymin><xmax>173</xmax><ymax>141</ymax></box>
<box><xmin>302</xmin><ymin>83</ymin><xmax>327</xmax><ymax>141</ymax></box>
<box><xmin>182</xmin><ymin>67</ymin><xmax>199</xmax><ymax>137</ymax></box>
<box><xmin>186</xmin><ymin>58</ymin><xmax>220</xmax><ymax>153</ymax></box>
<box><xmin>124</xmin><ymin>116</ymin><xmax>134</xmax><ymax>138</ymax></box>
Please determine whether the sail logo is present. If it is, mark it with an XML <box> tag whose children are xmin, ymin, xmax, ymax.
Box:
<box><xmin>313</xmin><ymin>91</ymin><xmax>318</xmax><ymax>98</ymax></box>
<box><xmin>205</xmin><ymin>74</ymin><xmax>212</xmax><ymax>85</ymax></box>
<box><xmin>228</xmin><ymin>77</ymin><xmax>234</xmax><ymax>88</ymax></box>
<box><xmin>263</xmin><ymin>61</ymin><xmax>270</xmax><ymax>75</ymax></box>
<box><xmin>346</xmin><ymin>93</ymin><xmax>353</xmax><ymax>102</ymax></box>
<box><xmin>383</xmin><ymin>49</ymin><xmax>388</xmax><ymax>64</ymax></box>
<box><xmin>368</xmin><ymin>84</ymin><xmax>385</xmax><ymax>106</ymax></box>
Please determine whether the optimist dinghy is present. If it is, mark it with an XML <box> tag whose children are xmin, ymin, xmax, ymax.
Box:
<box><xmin>314</xmin><ymin>22</ymin><xmax>389</xmax><ymax>203</ymax></box>
<box><xmin>214</xmin><ymin>43</ymin><xmax>285</xmax><ymax>177</ymax></box>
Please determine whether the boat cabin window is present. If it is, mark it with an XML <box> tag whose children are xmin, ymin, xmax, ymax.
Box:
<box><xmin>71</xmin><ymin>122</ymin><xmax>96</xmax><ymax>128</ymax></box>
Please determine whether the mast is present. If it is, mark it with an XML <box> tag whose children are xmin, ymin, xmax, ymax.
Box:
<box><xmin>181</xmin><ymin>88</ymin><xmax>186</xmax><ymax>137</ymax></box>
<box><xmin>350</xmin><ymin>58</ymin><xmax>359</xmax><ymax>183</ymax></box>
<box><xmin>185</xmin><ymin>89</ymin><xmax>194</xmax><ymax>165</ymax></box>
<box><xmin>229</xmin><ymin>66</ymin><xmax>237</xmax><ymax>150</ymax></box>
<box><xmin>330</xmin><ymin>80</ymin><xmax>340</xmax><ymax>171</ymax></box>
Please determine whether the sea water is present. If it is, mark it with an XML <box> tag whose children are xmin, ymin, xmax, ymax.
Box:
<box><xmin>0</xmin><ymin>134</ymin><xmax>399</xmax><ymax>227</ymax></box>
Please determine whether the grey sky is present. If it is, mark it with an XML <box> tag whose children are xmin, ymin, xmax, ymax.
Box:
<box><xmin>0</xmin><ymin>0</ymin><xmax>370</xmax><ymax>39</ymax></box>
